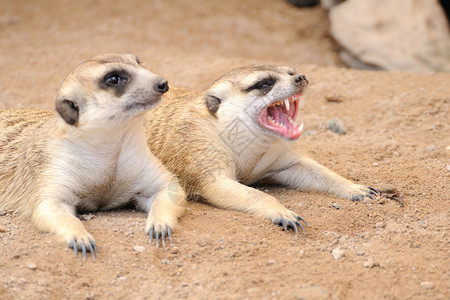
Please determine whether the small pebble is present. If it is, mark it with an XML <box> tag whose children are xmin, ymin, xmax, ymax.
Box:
<box><xmin>331</xmin><ymin>248</ymin><xmax>345</xmax><ymax>261</ymax></box>
<box><xmin>80</xmin><ymin>214</ymin><xmax>94</xmax><ymax>221</ymax></box>
<box><xmin>133</xmin><ymin>245</ymin><xmax>145</xmax><ymax>253</ymax></box>
<box><xmin>267</xmin><ymin>259</ymin><xmax>275</xmax><ymax>265</ymax></box>
<box><xmin>25</xmin><ymin>262</ymin><xmax>37</xmax><ymax>270</ymax></box>
<box><xmin>325</xmin><ymin>118</ymin><xmax>347</xmax><ymax>135</ymax></box>
<box><xmin>418</xmin><ymin>220</ymin><xmax>428</xmax><ymax>229</ymax></box>
<box><xmin>375</xmin><ymin>222</ymin><xmax>385</xmax><ymax>229</ymax></box>
<box><xmin>425</xmin><ymin>146</ymin><xmax>436</xmax><ymax>152</ymax></box>
<box><xmin>0</xmin><ymin>227</ymin><xmax>6</xmax><ymax>233</ymax></box>
<box><xmin>332</xmin><ymin>203</ymin><xmax>342</xmax><ymax>209</ymax></box>
<box><xmin>118</xmin><ymin>276</ymin><xmax>127</xmax><ymax>281</ymax></box>
<box><xmin>197</xmin><ymin>238</ymin><xmax>209</xmax><ymax>247</ymax></box>
<box><xmin>161</xmin><ymin>258</ymin><xmax>169</xmax><ymax>265</ymax></box>
<box><xmin>355</xmin><ymin>249</ymin><xmax>366</xmax><ymax>256</ymax></box>
<box><xmin>420</xmin><ymin>281</ymin><xmax>434</xmax><ymax>290</ymax></box>
<box><xmin>363</xmin><ymin>257</ymin><xmax>380</xmax><ymax>268</ymax></box>
<box><xmin>372</xmin><ymin>162</ymin><xmax>379</xmax><ymax>167</ymax></box>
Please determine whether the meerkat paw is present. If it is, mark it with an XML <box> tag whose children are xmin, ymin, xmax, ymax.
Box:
<box><xmin>66</xmin><ymin>232</ymin><xmax>98</xmax><ymax>262</ymax></box>
<box><xmin>270</xmin><ymin>209</ymin><xmax>308</xmax><ymax>234</ymax></box>
<box><xmin>348</xmin><ymin>185</ymin><xmax>380</xmax><ymax>202</ymax></box>
<box><xmin>145</xmin><ymin>216</ymin><xmax>176</xmax><ymax>248</ymax></box>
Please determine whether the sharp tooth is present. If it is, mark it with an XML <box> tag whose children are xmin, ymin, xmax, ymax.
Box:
<box><xmin>284</xmin><ymin>99</ymin><xmax>290</xmax><ymax>111</ymax></box>
<box><xmin>299</xmin><ymin>122</ymin><xmax>304</xmax><ymax>132</ymax></box>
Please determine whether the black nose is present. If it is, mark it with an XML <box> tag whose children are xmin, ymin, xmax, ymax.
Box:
<box><xmin>294</xmin><ymin>74</ymin><xmax>308</xmax><ymax>85</ymax></box>
<box><xmin>156</xmin><ymin>80</ymin><xmax>169</xmax><ymax>94</ymax></box>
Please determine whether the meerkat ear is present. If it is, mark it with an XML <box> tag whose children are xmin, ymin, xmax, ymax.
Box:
<box><xmin>205</xmin><ymin>94</ymin><xmax>221</xmax><ymax>115</ymax></box>
<box><xmin>55</xmin><ymin>98</ymin><xmax>79</xmax><ymax>126</ymax></box>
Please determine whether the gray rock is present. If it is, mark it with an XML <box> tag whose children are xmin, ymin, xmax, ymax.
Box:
<box><xmin>326</xmin><ymin>118</ymin><xmax>347</xmax><ymax>135</ymax></box>
<box><xmin>329</xmin><ymin>0</ymin><xmax>450</xmax><ymax>73</ymax></box>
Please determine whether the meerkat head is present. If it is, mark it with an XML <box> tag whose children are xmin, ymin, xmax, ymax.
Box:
<box><xmin>55</xmin><ymin>53</ymin><xmax>168</xmax><ymax>128</ymax></box>
<box><xmin>204</xmin><ymin>65</ymin><xmax>308</xmax><ymax>140</ymax></box>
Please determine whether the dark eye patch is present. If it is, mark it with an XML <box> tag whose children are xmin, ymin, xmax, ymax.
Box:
<box><xmin>99</xmin><ymin>69</ymin><xmax>131</xmax><ymax>97</ymax></box>
<box><xmin>244</xmin><ymin>76</ymin><xmax>277</xmax><ymax>93</ymax></box>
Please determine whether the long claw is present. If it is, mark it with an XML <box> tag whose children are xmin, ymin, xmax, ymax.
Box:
<box><xmin>73</xmin><ymin>238</ymin><xmax>78</xmax><ymax>257</ymax></box>
<box><xmin>87</xmin><ymin>242</ymin><xmax>95</xmax><ymax>262</ymax></box>
<box><xmin>167</xmin><ymin>226</ymin><xmax>173</xmax><ymax>245</ymax></box>
<box><xmin>288</xmin><ymin>220</ymin><xmax>298</xmax><ymax>234</ymax></box>
<box><xmin>155</xmin><ymin>231</ymin><xmax>160</xmax><ymax>248</ymax></box>
<box><xmin>148</xmin><ymin>226</ymin><xmax>154</xmax><ymax>244</ymax></box>
<box><xmin>368</xmin><ymin>187</ymin><xmax>380</xmax><ymax>195</ymax></box>
<box><xmin>296</xmin><ymin>220</ymin><xmax>306</xmax><ymax>233</ymax></box>
<box><xmin>280</xmin><ymin>219</ymin><xmax>288</xmax><ymax>230</ymax></box>
<box><xmin>161</xmin><ymin>228</ymin><xmax>166</xmax><ymax>248</ymax></box>
<box><xmin>366</xmin><ymin>194</ymin><xmax>376</xmax><ymax>200</ymax></box>
<box><xmin>296</xmin><ymin>215</ymin><xmax>308</xmax><ymax>228</ymax></box>
<box><xmin>89</xmin><ymin>238</ymin><xmax>99</xmax><ymax>254</ymax></box>
<box><xmin>81</xmin><ymin>242</ymin><xmax>87</xmax><ymax>262</ymax></box>
<box><xmin>352</xmin><ymin>195</ymin><xmax>363</xmax><ymax>202</ymax></box>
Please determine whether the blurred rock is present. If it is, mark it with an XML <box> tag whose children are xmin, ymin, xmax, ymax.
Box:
<box><xmin>420</xmin><ymin>281</ymin><xmax>434</xmax><ymax>290</ymax></box>
<box><xmin>329</xmin><ymin>0</ymin><xmax>450</xmax><ymax>73</ymax></box>
<box><xmin>326</xmin><ymin>118</ymin><xmax>347</xmax><ymax>135</ymax></box>
<box><xmin>331</xmin><ymin>247</ymin><xmax>345</xmax><ymax>260</ymax></box>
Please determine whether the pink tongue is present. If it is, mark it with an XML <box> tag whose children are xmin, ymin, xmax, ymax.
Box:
<box><xmin>268</xmin><ymin>106</ymin><xmax>293</xmax><ymax>129</ymax></box>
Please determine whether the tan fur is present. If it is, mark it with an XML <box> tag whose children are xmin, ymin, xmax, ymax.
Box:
<box><xmin>0</xmin><ymin>54</ymin><xmax>186</xmax><ymax>260</ymax></box>
<box><xmin>145</xmin><ymin>65</ymin><xmax>378</xmax><ymax>232</ymax></box>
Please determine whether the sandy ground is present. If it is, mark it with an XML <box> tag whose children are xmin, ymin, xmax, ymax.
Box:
<box><xmin>0</xmin><ymin>1</ymin><xmax>449</xmax><ymax>299</ymax></box>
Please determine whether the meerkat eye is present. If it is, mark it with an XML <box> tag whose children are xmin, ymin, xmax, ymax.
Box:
<box><xmin>245</xmin><ymin>76</ymin><xmax>277</xmax><ymax>93</ymax></box>
<box><xmin>104</xmin><ymin>73</ymin><xmax>122</xmax><ymax>86</ymax></box>
<box><xmin>287</xmin><ymin>70</ymin><xmax>295</xmax><ymax>76</ymax></box>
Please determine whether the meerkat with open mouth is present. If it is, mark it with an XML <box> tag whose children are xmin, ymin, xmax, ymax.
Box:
<box><xmin>0</xmin><ymin>54</ymin><xmax>186</xmax><ymax>260</ymax></box>
<box><xmin>145</xmin><ymin>65</ymin><xmax>378</xmax><ymax>232</ymax></box>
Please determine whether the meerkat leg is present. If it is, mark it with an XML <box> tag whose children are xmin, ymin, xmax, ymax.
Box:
<box><xmin>136</xmin><ymin>180</ymin><xmax>187</xmax><ymax>248</ymax></box>
<box><xmin>267</xmin><ymin>150</ymin><xmax>379</xmax><ymax>201</ymax></box>
<box><xmin>32</xmin><ymin>199</ymin><xmax>98</xmax><ymax>261</ymax></box>
<box><xmin>201</xmin><ymin>175</ymin><xmax>307</xmax><ymax>233</ymax></box>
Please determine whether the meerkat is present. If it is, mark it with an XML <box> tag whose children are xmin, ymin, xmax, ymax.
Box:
<box><xmin>144</xmin><ymin>65</ymin><xmax>378</xmax><ymax>233</ymax></box>
<box><xmin>0</xmin><ymin>54</ymin><xmax>186</xmax><ymax>261</ymax></box>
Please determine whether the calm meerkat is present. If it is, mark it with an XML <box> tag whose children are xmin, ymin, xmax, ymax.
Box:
<box><xmin>0</xmin><ymin>54</ymin><xmax>186</xmax><ymax>260</ymax></box>
<box><xmin>145</xmin><ymin>65</ymin><xmax>378</xmax><ymax>232</ymax></box>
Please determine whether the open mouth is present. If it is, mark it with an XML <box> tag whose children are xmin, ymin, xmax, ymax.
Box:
<box><xmin>257</xmin><ymin>93</ymin><xmax>304</xmax><ymax>140</ymax></box>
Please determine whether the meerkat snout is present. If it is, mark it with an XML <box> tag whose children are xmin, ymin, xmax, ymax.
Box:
<box><xmin>156</xmin><ymin>80</ymin><xmax>169</xmax><ymax>94</ymax></box>
<box><xmin>294</xmin><ymin>74</ymin><xmax>308</xmax><ymax>86</ymax></box>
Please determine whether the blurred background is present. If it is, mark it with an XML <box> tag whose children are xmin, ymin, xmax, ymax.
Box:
<box><xmin>0</xmin><ymin>0</ymin><xmax>449</xmax><ymax>109</ymax></box>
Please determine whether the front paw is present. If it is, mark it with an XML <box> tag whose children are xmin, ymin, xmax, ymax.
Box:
<box><xmin>67</xmin><ymin>234</ymin><xmax>98</xmax><ymax>262</ymax></box>
<box><xmin>271</xmin><ymin>210</ymin><xmax>308</xmax><ymax>234</ymax></box>
<box><xmin>349</xmin><ymin>185</ymin><xmax>380</xmax><ymax>202</ymax></box>
<box><xmin>146</xmin><ymin>223</ymin><xmax>173</xmax><ymax>248</ymax></box>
